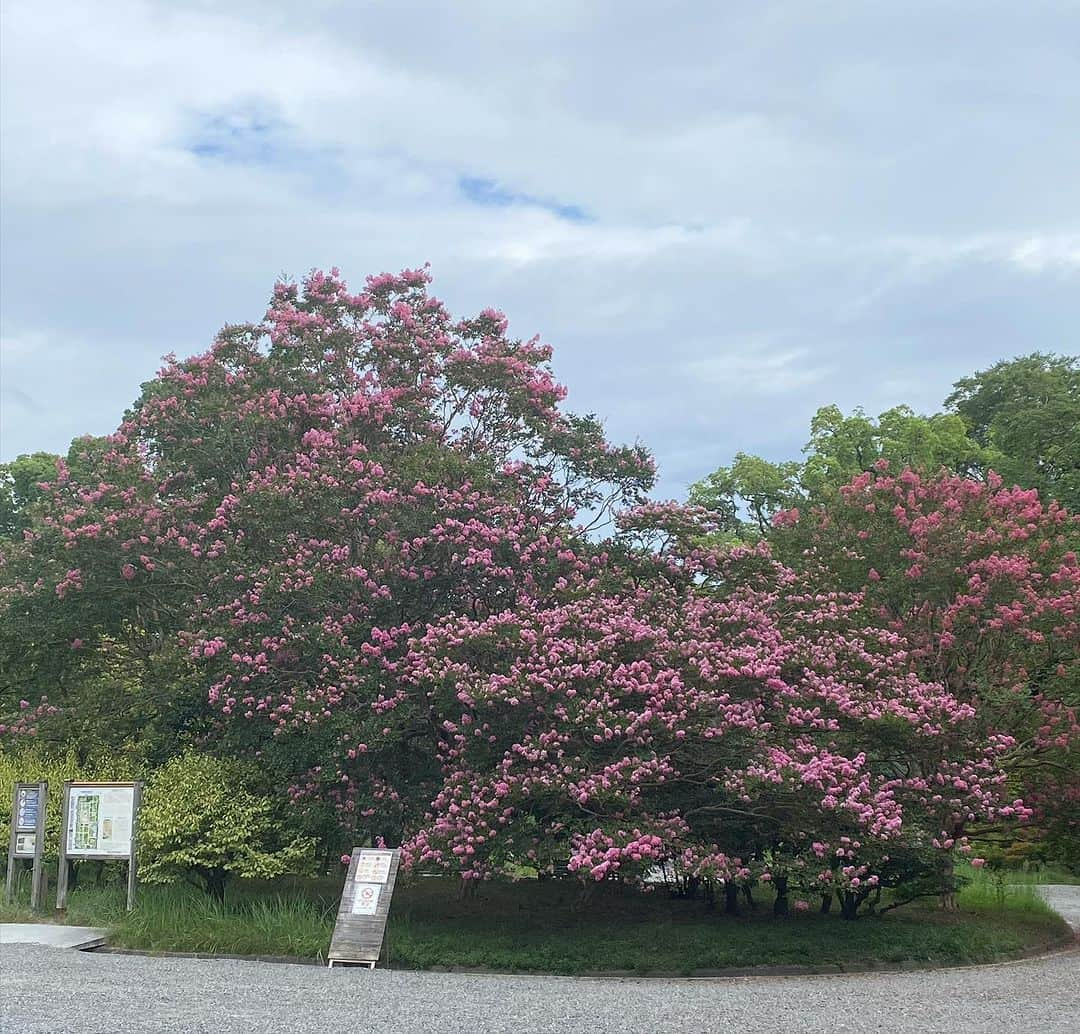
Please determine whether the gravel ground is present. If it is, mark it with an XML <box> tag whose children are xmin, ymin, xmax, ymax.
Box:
<box><xmin>1</xmin><ymin>890</ymin><xmax>1077</xmax><ymax>1034</ymax></box>
<box><xmin>1041</xmin><ymin>885</ymin><xmax>1080</xmax><ymax>930</ymax></box>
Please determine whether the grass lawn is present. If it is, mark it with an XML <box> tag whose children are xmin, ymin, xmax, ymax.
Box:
<box><xmin>1</xmin><ymin>866</ymin><xmax>1071</xmax><ymax>975</ymax></box>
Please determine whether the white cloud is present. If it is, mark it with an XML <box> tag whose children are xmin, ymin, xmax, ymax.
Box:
<box><xmin>2</xmin><ymin>0</ymin><xmax>1078</xmax><ymax>497</ymax></box>
<box><xmin>685</xmin><ymin>349</ymin><xmax>826</xmax><ymax>394</ymax></box>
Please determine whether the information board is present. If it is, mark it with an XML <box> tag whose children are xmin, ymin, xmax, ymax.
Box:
<box><xmin>327</xmin><ymin>848</ymin><xmax>400</xmax><ymax>968</ymax></box>
<box><xmin>15</xmin><ymin>786</ymin><xmax>41</xmax><ymax>830</ymax></box>
<box><xmin>56</xmin><ymin>781</ymin><xmax>142</xmax><ymax>912</ymax></box>
<box><xmin>15</xmin><ymin>833</ymin><xmax>37</xmax><ymax>857</ymax></box>
<box><xmin>5</xmin><ymin>782</ymin><xmax>47</xmax><ymax>910</ymax></box>
<box><xmin>66</xmin><ymin>784</ymin><xmax>135</xmax><ymax>857</ymax></box>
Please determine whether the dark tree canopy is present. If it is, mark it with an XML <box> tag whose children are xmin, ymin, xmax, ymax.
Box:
<box><xmin>946</xmin><ymin>353</ymin><xmax>1080</xmax><ymax>510</ymax></box>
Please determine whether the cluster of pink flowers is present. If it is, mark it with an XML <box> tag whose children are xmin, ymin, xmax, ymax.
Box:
<box><xmin>775</xmin><ymin>463</ymin><xmax>1079</xmax><ymax>855</ymax></box>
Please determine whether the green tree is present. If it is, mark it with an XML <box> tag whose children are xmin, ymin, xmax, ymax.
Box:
<box><xmin>945</xmin><ymin>353</ymin><xmax>1080</xmax><ymax>508</ymax></box>
<box><xmin>138</xmin><ymin>753</ymin><xmax>314</xmax><ymax>900</ymax></box>
<box><xmin>689</xmin><ymin>453</ymin><xmax>800</xmax><ymax>537</ymax></box>
<box><xmin>691</xmin><ymin>405</ymin><xmax>986</xmax><ymax>537</ymax></box>
<box><xmin>800</xmin><ymin>405</ymin><xmax>986</xmax><ymax>498</ymax></box>
<box><xmin>0</xmin><ymin>453</ymin><xmax>60</xmax><ymax>538</ymax></box>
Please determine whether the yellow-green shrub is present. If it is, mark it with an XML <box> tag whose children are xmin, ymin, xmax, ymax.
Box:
<box><xmin>138</xmin><ymin>753</ymin><xmax>314</xmax><ymax>899</ymax></box>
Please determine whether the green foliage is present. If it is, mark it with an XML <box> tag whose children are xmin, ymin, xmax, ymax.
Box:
<box><xmin>23</xmin><ymin>640</ymin><xmax>210</xmax><ymax>770</ymax></box>
<box><xmin>693</xmin><ymin>353</ymin><xmax>1079</xmax><ymax>535</ymax></box>
<box><xmin>801</xmin><ymin>404</ymin><xmax>986</xmax><ymax>498</ymax></box>
<box><xmin>138</xmin><ymin>753</ymin><xmax>314</xmax><ymax>899</ymax></box>
<box><xmin>0</xmin><ymin>743</ymin><xmax>132</xmax><ymax>866</ymax></box>
<box><xmin>691</xmin><ymin>404</ymin><xmax>989</xmax><ymax>536</ymax></box>
<box><xmin>689</xmin><ymin>453</ymin><xmax>801</xmax><ymax>537</ymax></box>
<box><xmin>0</xmin><ymin>452</ymin><xmax>60</xmax><ymax>539</ymax></box>
<box><xmin>946</xmin><ymin>352</ymin><xmax>1080</xmax><ymax>508</ymax></box>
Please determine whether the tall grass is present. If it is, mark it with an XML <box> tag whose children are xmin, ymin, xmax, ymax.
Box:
<box><xmin>1</xmin><ymin>876</ymin><xmax>336</xmax><ymax>958</ymax></box>
<box><xmin>113</xmin><ymin>886</ymin><xmax>335</xmax><ymax>957</ymax></box>
<box><xmin>955</xmin><ymin>864</ymin><xmax>1060</xmax><ymax>914</ymax></box>
<box><xmin>1</xmin><ymin>871</ymin><xmax>1070</xmax><ymax>972</ymax></box>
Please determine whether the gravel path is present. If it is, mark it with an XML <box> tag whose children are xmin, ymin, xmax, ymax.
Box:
<box><xmin>1041</xmin><ymin>885</ymin><xmax>1080</xmax><ymax>930</ymax></box>
<box><xmin>1</xmin><ymin>889</ymin><xmax>1077</xmax><ymax>1034</ymax></box>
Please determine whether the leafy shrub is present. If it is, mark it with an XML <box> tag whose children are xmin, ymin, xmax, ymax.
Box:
<box><xmin>138</xmin><ymin>753</ymin><xmax>314</xmax><ymax>899</ymax></box>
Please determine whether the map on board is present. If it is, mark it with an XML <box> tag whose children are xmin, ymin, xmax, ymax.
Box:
<box><xmin>67</xmin><ymin>785</ymin><xmax>135</xmax><ymax>857</ymax></box>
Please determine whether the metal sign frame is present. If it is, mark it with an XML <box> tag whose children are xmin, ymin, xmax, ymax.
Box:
<box><xmin>327</xmin><ymin>847</ymin><xmax>401</xmax><ymax>968</ymax></box>
<box><xmin>56</xmin><ymin>780</ymin><xmax>142</xmax><ymax>913</ymax></box>
<box><xmin>5</xmin><ymin>781</ymin><xmax>48</xmax><ymax>910</ymax></box>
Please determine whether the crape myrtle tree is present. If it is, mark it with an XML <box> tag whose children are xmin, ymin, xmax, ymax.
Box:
<box><xmin>0</xmin><ymin>268</ymin><xmax>654</xmax><ymax>859</ymax></box>
<box><xmin>770</xmin><ymin>464</ymin><xmax>1080</xmax><ymax>881</ymax></box>
<box><xmin>392</xmin><ymin>506</ymin><xmax>1026</xmax><ymax>917</ymax></box>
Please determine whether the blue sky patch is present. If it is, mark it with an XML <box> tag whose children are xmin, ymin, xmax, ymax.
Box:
<box><xmin>185</xmin><ymin>108</ymin><xmax>285</xmax><ymax>165</ymax></box>
<box><xmin>458</xmin><ymin>176</ymin><xmax>588</xmax><ymax>222</ymax></box>
<box><xmin>184</xmin><ymin>106</ymin><xmax>348</xmax><ymax>198</ymax></box>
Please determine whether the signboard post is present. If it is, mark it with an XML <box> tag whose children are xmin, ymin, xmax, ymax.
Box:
<box><xmin>5</xmin><ymin>782</ymin><xmax>48</xmax><ymax>910</ymax></box>
<box><xmin>56</xmin><ymin>781</ymin><xmax>142</xmax><ymax>913</ymax></box>
<box><xmin>327</xmin><ymin>847</ymin><xmax>401</xmax><ymax>968</ymax></box>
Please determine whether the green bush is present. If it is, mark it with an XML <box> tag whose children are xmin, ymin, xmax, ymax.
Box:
<box><xmin>138</xmin><ymin>753</ymin><xmax>314</xmax><ymax>900</ymax></box>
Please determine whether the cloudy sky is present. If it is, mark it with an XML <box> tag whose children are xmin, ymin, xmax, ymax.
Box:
<box><xmin>2</xmin><ymin>1</ymin><xmax>1078</xmax><ymax>498</ymax></box>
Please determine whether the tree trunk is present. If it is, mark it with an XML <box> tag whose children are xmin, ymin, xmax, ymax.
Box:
<box><xmin>820</xmin><ymin>892</ymin><xmax>833</xmax><ymax>915</ymax></box>
<box><xmin>840</xmin><ymin>891</ymin><xmax>861</xmax><ymax>920</ymax></box>
<box><xmin>574</xmin><ymin>880</ymin><xmax>600</xmax><ymax>911</ymax></box>
<box><xmin>201</xmin><ymin>868</ymin><xmax>229</xmax><ymax>904</ymax></box>
<box><xmin>724</xmin><ymin>882</ymin><xmax>740</xmax><ymax>916</ymax></box>
<box><xmin>939</xmin><ymin>856</ymin><xmax>958</xmax><ymax>911</ymax></box>
<box><xmin>742</xmin><ymin>884</ymin><xmax>755</xmax><ymax>910</ymax></box>
<box><xmin>772</xmin><ymin>876</ymin><xmax>790</xmax><ymax>917</ymax></box>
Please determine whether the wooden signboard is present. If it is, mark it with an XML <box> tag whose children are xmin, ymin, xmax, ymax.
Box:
<box><xmin>56</xmin><ymin>780</ymin><xmax>142</xmax><ymax>912</ymax></box>
<box><xmin>327</xmin><ymin>847</ymin><xmax>401</xmax><ymax>968</ymax></box>
<box><xmin>5</xmin><ymin>782</ymin><xmax>48</xmax><ymax>910</ymax></box>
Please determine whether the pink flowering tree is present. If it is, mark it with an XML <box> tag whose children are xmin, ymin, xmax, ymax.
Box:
<box><xmin>0</xmin><ymin>268</ymin><xmax>653</xmax><ymax>853</ymax></box>
<box><xmin>771</xmin><ymin>464</ymin><xmax>1080</xmax><ymax>880</ymax></box>
<box><xmin>0</xmin><ymin>270</ymin><xmax>1053</xmax><ymax>913</ymax></box>
<box><xmin>389</xmin><ymin>509</ymin><xmax>1022</xmax><ymax>916</ymax></box>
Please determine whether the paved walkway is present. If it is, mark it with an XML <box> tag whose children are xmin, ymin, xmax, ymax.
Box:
<box><xmin>0</xmin><ymin>889</ymin><xmax>1076</xmax><ymax>1034</ymax></box>
<box><xmin>0</xmin><ymin>923</ymin><xmax>107</xmax><ymax>949</ymax></box>
<box><xmin>1040</xmin><ymin>885</ymin><xmax>1080</xmax><ymax>931</ymax></box>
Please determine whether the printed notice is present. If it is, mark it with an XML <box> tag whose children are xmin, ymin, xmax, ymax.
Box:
<box><xmin>67</xmin><ymin>785</ymin><xmax>135</xmax><ymax>857</ymax></box>
<box><xmin>354</xmin><ymin>850</ymin><xmax>394</xmax><ymax>884</ymax></box>
<box><xmin>328</xmin><ymin>847</ymin><xmax>401</xmax><ymax>966</ymax></box>
<box><xmin>15</xmin><ymin>786</ymin><xmax>41</xmax><ymax>830</ymax></box>
<box><xmin>14</xmin><ymin>832</ymin><xmax>37</xmax><ymax>856</ymax></box>
<box><xmin>351</xmin><ymin>883</ymin><xmax>381</xmax><ymax>915</ymax></box>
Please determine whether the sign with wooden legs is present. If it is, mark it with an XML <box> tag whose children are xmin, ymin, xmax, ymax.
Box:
<box><xmin>56</xmin><ymin>781</ymin><xmax>142</xmax><ymax>913</ymax></box>
<box><xmin>5</xmin><ymin>782</ymin><xmax>48</xmax><ymax>910</ymax></box>
<box><xmin>327</xmin><ymin>848</ymin><xmax>401</xmax><ymax>968</ymax></box>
